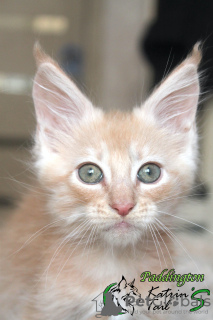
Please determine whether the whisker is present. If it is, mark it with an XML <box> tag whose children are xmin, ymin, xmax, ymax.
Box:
<box><xmin>90</xmin><ymin>225</ymin><xmax>101</xmax><ymax>254</ymax></box>
<box><xmin>44</xmin><ymin>219</ymin><xmax>91</xmax><ymax>285</ymax></box>
<box><xmin>155</xmin><ymin>218</ymin><xmax>208</xmax><ymax>288</ymax></box>
<box><xmin>148</xmin><ymin>224</ymin><xmax>162</xmax><ymax>270</ymax></box>
<box><xmin>150</xmin><ymin>223</ymin><xmax>166</xmax><ymax>267</ymax></box>
<box><xmin>153</xmin><ymin>219</ymin><xmax>175</xmax><ymax>268</ymax></box>
<box><xmin>53</xmin><ymin>221</ymin><xmax>92</xmax><ymax>285</ymax></box>
<box><xmin>88</xmin><ymin>225</ymin><xmax>97</xmax><ymax>254</ymax></box>
<box><xmin>155</xmin><ymin>181</ymin><xmax>209</xmax><ymax>205</ymax></box>
<box><xmin>82</xmin><ymin>225</ymin><xmax>96</xmax><ymax>256</ymax></box>
<box><xmin>8</xmin><ymin>216</ymin><xmax>69</xmax><ymax>259</ymax></box>
<box><xmin>158</xmin><ymin>210</ymin><xmax>213</xmax><ymax>236</ymax></box>
<box><xmin>153</xmin><ymin>223</ymin><xmax>171</xmax><ymax>266</ymax></box>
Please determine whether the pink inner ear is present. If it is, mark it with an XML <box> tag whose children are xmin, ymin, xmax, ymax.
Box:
<box><xmin>155</xmin><ymin>82</ymin><xmax>199</xmax><ymax>131</ymax></box>
<box><xmin>33</xmin><ymin>62</ymin><xmax>94</xmax><ymax>136</ymax></box>
<box><xmin>34</xmin><ymin>75</ymin><xmax>73</xmax><ymax>131</ymax></box>
<box><xmin>144</xmin><ymin>64</ymin><xmax>200</xmax><ymax>132</ymax></box>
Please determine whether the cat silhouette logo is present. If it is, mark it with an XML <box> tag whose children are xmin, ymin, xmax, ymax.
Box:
<box><xmin>92</xmin><ymin>276</ymin><xmax>141</xmax><ymax>317</ymax></box>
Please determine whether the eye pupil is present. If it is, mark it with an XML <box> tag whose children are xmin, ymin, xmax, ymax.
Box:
<box><xmin>145</xmin><ymin>167</ymin><xmax>151</xmax><ymax>175</ymax></box>
<box><xmin>87</xmin><ymin>168</ymin><xmax>94</xmax><ymax>176</ymax></box>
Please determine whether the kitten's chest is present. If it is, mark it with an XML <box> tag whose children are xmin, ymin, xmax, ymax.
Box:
<box><xmin>34</xmin><ymin>246</ymin><xmax>160</xmax><ymax>319</ymax></box>
<box><xmin>42</xmin><ymin>246</ymin><xmax>155</xmax><ymax>300</ymax></box>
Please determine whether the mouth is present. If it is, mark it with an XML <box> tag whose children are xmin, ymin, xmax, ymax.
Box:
<box><xmin>112</xmin><ymin>221</ymin><xmax>137</xmax><ymax>235</ymax></box>
<box><xmin>104</xmin><ymin>220</ymin><xmax>133</xmax><ymax>232</ymax></box>
<box><xmin>114</xmin><ymin>221</ymin><xmax>131</xmax><ymax>229</ymax></box>
<box><xmin>102</xmin><ymin>220</ymin><xmax>141</xmax><ymax>246</ymax></box>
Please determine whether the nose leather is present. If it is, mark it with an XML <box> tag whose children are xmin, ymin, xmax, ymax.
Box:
<box><xmin>111</xmin><ymin>203</ymin><xmax>134</xmax><ymax>216</ymax></box>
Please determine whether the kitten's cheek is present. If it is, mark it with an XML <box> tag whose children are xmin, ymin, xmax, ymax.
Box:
<box><xmin>142</xmin><ymin>205</ymin><xmax>158</xmax><ymax>224</ymax></box>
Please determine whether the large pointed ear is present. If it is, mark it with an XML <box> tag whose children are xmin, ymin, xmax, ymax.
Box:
<box><xmin>33</xmin><ymin>43</ymin><xmax>95</xmax><ymax>148</ymax></box>
<box><xmin>139</xmin><ymin>43</ymin><xmax>201</xmax><ymax>133</ymax></box>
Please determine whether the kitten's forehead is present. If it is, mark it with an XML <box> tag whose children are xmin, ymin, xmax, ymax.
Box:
<box><xmin>73</xmin><ymin>110</ymin><xmax>177</xmax><ymax>178</ymax></box>
<box><xmin>129</xmin><ymin>143</ymin><xmax>150</xmax><ymax>162</ymax></box>
<box><xmin>97</xmin><ymin>112</ymin><xmax>163</xmax><ymax>157</ymax></box>
<box><xmin>83</xmin><ymin>111</ymin><xmax>165</xmax><ymax>158</ymax></box>
<box><xmin>80</xmin><ymin>113</ymin><xmax>165</xmax><ymax>181</ymax></box>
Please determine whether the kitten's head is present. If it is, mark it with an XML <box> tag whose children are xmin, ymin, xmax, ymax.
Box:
<box><xmin>32</xmin><ymin>43</ymin><xmax>201</xmax><ymax>248</ymax></box>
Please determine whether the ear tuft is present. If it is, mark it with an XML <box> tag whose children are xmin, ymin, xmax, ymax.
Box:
<box><xmin>34</xmin><ymin>42</ymin><xmax>49</xmax><ymax>66</ymax></box>
<box><xmin>140</xmin><ymin>43</ymin><xmax>202</xmax><ymax>133</ymax></box>
<box><xmin>188</xmin><ymin>42</ymin><xmax>202</xmax><ymax>65</ymax></box>
<box><xmin>33</xmin><ymin>42</ymin><xmax>60</xmax><ymax>70</ymax></box>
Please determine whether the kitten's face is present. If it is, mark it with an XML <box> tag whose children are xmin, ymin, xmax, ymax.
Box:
<box><xmin>33</xmin><ymin>44</ymin><xmax>201</xmax><ymax>247</ymax></box>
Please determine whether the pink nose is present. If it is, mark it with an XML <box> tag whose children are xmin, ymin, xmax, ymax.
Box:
<box><xmin>111</xmin><ymin>203</ymin><xmax>134</xmax><ymax>216</ymax></box>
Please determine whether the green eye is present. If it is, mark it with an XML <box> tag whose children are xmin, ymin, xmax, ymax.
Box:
<box><xmin>137</xmin><ymin>163</ymin><xmax>161</xmax><ymax>184</ymax></box>
<box><xmin>78</xmin><ymin>164</ymin><xmax>103</xmax><ymax>184</ymax></box>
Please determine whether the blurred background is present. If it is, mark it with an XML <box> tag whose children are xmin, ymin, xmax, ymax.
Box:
<box><xmin>0</xmin><ymin>0</ymin><xmax>213</xmax><ymax>251</ymax></box>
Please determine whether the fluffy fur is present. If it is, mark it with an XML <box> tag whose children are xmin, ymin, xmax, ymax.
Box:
<box><xmin>0</xmin><ymin>44</ymin><xmax>201</xmax><ymax>320</ymax></box>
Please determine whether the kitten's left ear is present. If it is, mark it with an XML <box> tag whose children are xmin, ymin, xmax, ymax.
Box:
<box><xmin>140</xmin><ymin>43</ymin><xmax>202</xmax><ymax>132</ymax></box>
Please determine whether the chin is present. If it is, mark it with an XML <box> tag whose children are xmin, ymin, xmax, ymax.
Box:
<box><xmin>102</xmin><ymin>221</ymin><xmax>143</xmax><ymax>248</ymax></box>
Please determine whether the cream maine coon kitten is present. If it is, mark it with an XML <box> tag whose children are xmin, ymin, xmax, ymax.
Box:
<box><xmin>0</xmin><ymin>44</ymin><xmax>201</xmax><ymax>320</ymax></box>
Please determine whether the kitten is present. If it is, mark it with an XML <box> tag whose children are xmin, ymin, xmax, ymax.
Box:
<box><xmin>0</xmin><ymin>43</ymin><xmax>201</xmax><ymax>320</ymax></box>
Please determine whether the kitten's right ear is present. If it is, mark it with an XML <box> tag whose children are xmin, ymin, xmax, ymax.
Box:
<box><xmin>33</xmin><ymin>43</ymin><xmax>94</xmax><ymax>140</ymax></box>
